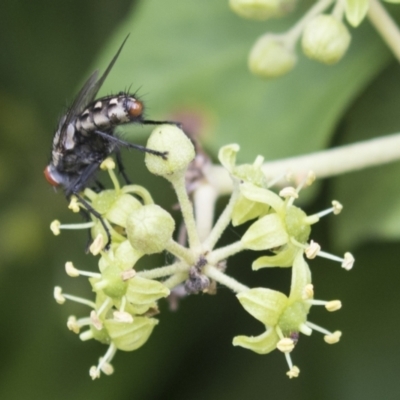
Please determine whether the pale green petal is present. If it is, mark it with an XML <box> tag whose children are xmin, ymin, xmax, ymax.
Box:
<box><xmin>241</xmin><ymin>213</ymin><xmax>289</xmax><ymax>250</ymax></box>
<box><xmin>105</xmin><ymin>193</ymin><xmax>142</xmax><ymax>227</ymax></box>
<box><xmin>114</xmin><ymin>240</ymin><xmax>143</xmax><ymax>270</ymax></box>
<box><xmin>218</xmin><ymin>144</ymin><xmax>240</xmax><ymax>172</ymax></box>
<box><xmin>288</xmin><ymin>251</ymin><xmax>312</xmax><ymax>302</ymax></box>
<box><xmin>240</xmin><ymin>182</ymin><xmax>283</xmax><ymax>211</ymax></box>
<box><xmin>237</xmin><ymin>287</ymin><xmax>288</xmax><ymax>326</ymax></box>
<box><xmin>105</xmin><ymin>317</ymin><xmax>158</xmax><ymax>351</ymax></box>
<box><xmin>252</xmin><ymin>244</ymin><xmax>299</xmax><ymax>269</ymax></box>
<box><xmin>126</xmin><ymin>276</ymin><xmax>170</xmax><ymax>305</ymax></box>
<box><xmin>233</xmin><ymin>327</ymin><xmax>279</xmax><ymax>354</ymax></box>
<box><xmin>232</xmin><ymin>194</ymin><xmax>270</xmax><ymax>226</ymax></box>
<box><xmin>345</xmin><ymin>0</ymin><xmax>369</xmax><ymax>27</ymax></box>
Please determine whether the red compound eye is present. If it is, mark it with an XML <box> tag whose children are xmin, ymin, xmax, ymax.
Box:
<box><xmin>127</xmin><ymin>99</ymin><xmax>143</xmax><ymax>118</ymax></box>
<box><xmin>44</xmin><ymin>165</ymin><xmax>60</xmax><ymax>186</ymax></box>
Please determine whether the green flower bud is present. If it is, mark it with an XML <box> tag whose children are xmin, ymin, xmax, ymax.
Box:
<box><xmin>145</xmin><ymin>124</ymin><xmax>195</xmax><ymax>179</ymax></box>
<box><xmin>249</xmin><ymin>35</ymin><xmax>297</xmax><ymax>78</ymax></box>
<box><xmin>229</xmin><ymin>0</ymin><xmax>296</xmax><ymax>20</ymax></box>
<box><xmin>104</xmin><ymin>316</ymin><xmax>158</xmax><ymax>351</ymax></box>
<box><xmin>126</xmin><ymin>204</ymin><xmax>175</xmax><ymax>254</ymax></box>
<box><xmin>302</xmin><ymin>15</ymin><xmax>351</xmax><ymax>65</ymax></box>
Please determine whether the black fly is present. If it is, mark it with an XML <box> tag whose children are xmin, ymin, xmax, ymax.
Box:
<box><xmin>45</xmin><ymin>35</ymin><xmax>175</xmax><ymax>248</ymax></box>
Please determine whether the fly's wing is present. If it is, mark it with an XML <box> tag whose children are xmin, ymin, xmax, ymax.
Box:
<box><xmin>84</xmin><ymin>34</ymin><xmax>130</xmax><ymax>105</ymax></box>
<box><xmin>55</xmin><ymin>34</ymin><xmax>130</xmax><ymax>152</ymax></box>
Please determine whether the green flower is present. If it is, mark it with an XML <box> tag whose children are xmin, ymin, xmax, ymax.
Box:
<box><xmin>233</xmin><ymin>252</ymin><xmax>342</xmax><ymax>378</ymax></box>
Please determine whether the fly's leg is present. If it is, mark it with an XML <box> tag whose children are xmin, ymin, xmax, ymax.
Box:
<box><xmin>74</xmin><ymin>193</ymin><xmax>112</xmax><ymax>250</ymax></box>
<box><xmin>93</xmin><ymin>130</ymin><xmax>168</xmax><ymax>159</ymax></box>
<box><xmin>115</xmin><ymin>148</ymin><xmax>131</xmax><ymax>184</ymax></box>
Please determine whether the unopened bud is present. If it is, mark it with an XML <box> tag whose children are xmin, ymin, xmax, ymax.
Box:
<box><xmin>126</xmin><ymin>204</ymin><xmax>175</xmax><ymax>254</ymax></box>
<box><xmin>302</xmin><ymin>15</ymin><xmax>351</xmax><ymax>65</ymax></box>
<box><xmin>229</xmin><ymin>0</ymin><xmax>295</xmax><ymax>20</ymax></box>
<box><xmin>249</xmin><ymin>35</ymin><xmax>297</xmax><ymax>78</ymax></box>
<box><xmin>145</xmin><ymin>125</ymin><xmax>195</xmax><ymax>179</ymax></box>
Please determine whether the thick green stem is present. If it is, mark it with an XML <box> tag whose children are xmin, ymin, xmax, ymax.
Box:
<box><xmin>205</xmin><ymin>132</ymin><xmax>400</xmax><ymax>195</ymax></box>
<box><xmin>207</xmin><ymin>241</ymin><xmax>244</xmax><ymax>265</ymax></box>
<box><xmin>202</xmin><ymin>181</ymin><xmax>240</xmax><ymax>252</ymax></box>
<box><xmin>204</xmin><ymin>265</ymin><xmax>249</xmax><ymax>293</ymax></box>
<box><xmin>368</xmin><ymin>0</ymin><xmax>400</xmax><ymax>62</ymax></box>
<box><xmin>170</xmin><ymin>173</ymin><xmax>202</xmax><ymax>251</ymax></box>
<box><xmin>137</xmin><ymin>261</ymin><xmax>189</xmax><ymax>280</ymax></box>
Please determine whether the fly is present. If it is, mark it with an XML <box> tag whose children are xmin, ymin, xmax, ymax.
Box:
<box><xmin>44</xmin><ymin>35</ymin><xmax>175</xmax><ymax>247</ymax></box>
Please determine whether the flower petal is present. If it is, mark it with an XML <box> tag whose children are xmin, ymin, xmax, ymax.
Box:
<box><xmin>233</xmin><ymin>327</ymin><xmax>280</xmax><ymax>354</ymax></box>
<box><xmin>242</xmin><ymin>213</ymin><xmax>289</xmax><ymax>250</ymax></box>
<box><xmin>237</xmin><ymin>288</ymin><xmax>288</xmax><ymax>326</ymax></box>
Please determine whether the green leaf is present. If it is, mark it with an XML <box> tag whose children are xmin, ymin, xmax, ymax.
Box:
<box><xmin>96</xmin><ymin>0</ymin><xmax>391</xmax><ymax>164</ymax></box>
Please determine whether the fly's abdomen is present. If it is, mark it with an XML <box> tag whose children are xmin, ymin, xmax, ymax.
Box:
<box><xmin>75</xmin><ymin>94</ymin><xmax>144</xmax><ymax>134</ymax></box>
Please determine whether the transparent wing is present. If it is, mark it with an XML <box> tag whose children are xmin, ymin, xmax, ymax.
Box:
<box><xmin>56</xmin><ymin>34</ymin><xmax>130</xmax><ymax>151</ymax></box>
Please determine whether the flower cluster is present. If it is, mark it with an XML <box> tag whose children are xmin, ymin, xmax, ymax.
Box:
<box><xmin>52</xmin><ymin>125</ymin><xmax>353</xmax><ymax>379</ymax></box>
<box><xmin>229</xmin><ymin>0</ymin><xmax>399</xmax><ymax>78</ymax></box>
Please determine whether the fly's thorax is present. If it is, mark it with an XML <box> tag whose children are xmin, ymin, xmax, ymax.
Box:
<box><xmin>75</xmin><ymin>94</ymin><xmax>144</xmax><ymax>134</ymax></box>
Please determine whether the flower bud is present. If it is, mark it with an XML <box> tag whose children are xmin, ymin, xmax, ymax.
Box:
<box><xmin>302</xmin><ymin>15</ymin><xmax>351</xmax><ymax>65</ymax></box>
<box><xmin>126</xmin><ymin>204</ymin><xmax>175</xmax><ymax>254</ymax></box>
<box><xmin>249</xmin><ymin>35</ymin><xmax>297</xmax><ymax>78</ymax></box>
<box><xmin>229</xmin><ymin>0</ymin><xmax>296</xmax><ymax>20</ymax></box>
<box><xmin>145</xmin><ymin>124</ymin><xmax>195</xmax><ymax>179</ymax></box>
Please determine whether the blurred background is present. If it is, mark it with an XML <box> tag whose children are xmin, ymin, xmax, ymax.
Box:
<box><xmin>1</xmin><ymin>0</ymin><xmax>400</xmax><ymax>399</ymax></box>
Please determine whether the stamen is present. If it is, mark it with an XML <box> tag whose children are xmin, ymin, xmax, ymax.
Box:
<box><xmin>315</xmin><ymin>250</ymin><xmax>355</xmax><ymax>270</ymax></box>
<box><xmin>277</xmin><ymin>338</ymin><xmax>295</xmax><ymax>353</ymax></box>
<box><xmin>307</xmin><ymin>299</ymin><xmax>342</xmax><ymax>311</ymax></box>
<box><xmin>90</xmin><ymin>344</ymin><xmax>117</xmax><ymax>380</ymax></box>
<box><xmin>67</xmin><ymin>316</ymin><xmax>80</xmax><ymax>333</ymax></box>
<box><xmin>305</xmin><ymin>240</ymin><xmax>320</xmax><ymax>259</ymax></box>
<box><xmin>68</xmin><ymin>196</ymin><xmax>80</xmax><ymax>213</ymax></box>
<box><xmin>325</xmin><ymin>300</ymin><xmax>342</xmax><ymax>311</ymax></box>
<box><xmin>67</xmin><ymin>316</ymin><xmax>91</xmax><ymax>333</ymax></box>
<box><xmin>50</xmin><ymin>220</ymin><xmax>61</xmax><ymax>235</ymax></box>
<box><xmin>90</xmin><ymin>310</ymin><xmax>103</xmax><ymax>330</ymax></box>
<box><xmin>342</xmin><ymin>252</ymin><xmax>355</xmax><ymax>270</ymax></box>
<box><xmin>100</xmin><ymin>361</ymin><xmax>114</xmax><ymax>376</ymax></box>
<box><xmin>253</xmin><ymin>155</ymin><xmax>265</xmax><ymax>168</ymax></box>
<box><xmin>279</xmin><ymin>186</ymin><xmax>298</xmax><ymax>199</ymax></box>
<box><xmin>121</xmin><ymin>269</ymin><xmax>136</xmax><ymax>281</ymax></box>
<box><xmin>51</xmin><ymin>221</ymin><xmax>95</xmax><ymax>233</ymax></box>
<box><xmin>101</xmin><ymin>158</ymin><xmax>121</xmax><ymax>191</ymax></box>
<box><xmin>65</xmin><ymin>261</ymin><xmax>79</xmax><ymax>277</ymax></box>
<box><xmin>302</xmin><ymin>283</ymin><xmax>314</xmax><ymax>299</ymax></box>
<box><xmin>97</xmin><ymin>297</ymin><xmax>112</xmax><ymax>317</ymax></box>
<box><xmin>54</xmin><ymin>287</ymin><xmax>96</xmax><ymax>308</ymax></box>
<box><xmin>324</xmin><ymin>331</ymin><xmax>342</xmax><ymax>344</ymax></box>
<box><xmin>89</xmin><ymin>234</ymin><xmax>104</xmax><ymax>255</ymax></box>
<box><xmin>54</xmin><ymin>286</ymin><xmax>65</xmax><ymax>304</ymax></box>
<box><xmin>306</xmin><ymin>321</ymin><xmax>342</xmax><ymax>344</ymax></box>
<box><xmin>286</xmin><ymin>365</ymin><xmax>300</xmax><ymax>379</ymax></box>
<box><xmin>332</xmin><ymin>200</ymin><xmax>343</xmax><ymax>215</ymax></box>
<box><xmin>80</xmin><ymin>330</ymin><xmax>94</xmax><ymax>341</ymax></box>
<box><xmin>100</xmin><ymin>158</ymin><xmax>116</xmax><ymax>171</ymax></box>
<box><xmin>113</xmin><ymin>311</ymin><xmax>134</xmax><ymax>323</ymax></box>
<box><xmin>299</xmin><ymin>323</ymin><xmax>312</xmax><ymax>336</ymax></box>
<box><xmin>65</xmin><ymin>261</ymin><xmax>101</xmax><ymax>278</ymax></box>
